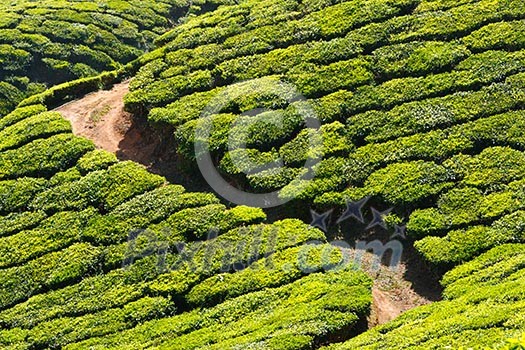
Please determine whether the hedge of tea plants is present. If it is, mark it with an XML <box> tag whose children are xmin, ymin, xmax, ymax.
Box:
<box><xmin>2</xmin><ymin>0</ymin><xmax>525</xmax><ymax>348</ymax></box>
<box><xmin>0</xmin><ymin>0</ymin><xmax>234</xmax><ymax>116</ymax></box>
<box><xmin>322</xmin><ymin>244</ymin><xmax>525</xmax><ymax>349</ymax></box>
<box><xmin>115</xmin><ymin>0</ymin><xmax>525</xmax><ymax>347</ymax></box>
<box><xmin>0</xmin><ymin>102</ymin><xmax>372</xmax><ymax>349</ymax></box>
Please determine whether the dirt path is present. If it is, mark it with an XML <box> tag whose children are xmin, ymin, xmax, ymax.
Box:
<box><xmin>370</xmin><ymin>284</ymin><xmax>426</xmax><ymax>326</ymax></box>
<box><xmin>53</xmin><ymin>80</ymin><xmax>166</xmax><ymax>171</ymax></box>
<box><xmin>53</xmin><ymin>80</ymin><xmax>207</xmax><ymax>191</ymax></box>
<box><xmin>54</xmin><ymin>81</ymin><xmax>133</xmax><ymax>153</ymax></box>
<box><xmin>353</xmin><ymin>251</ymin><xmax>437</xmax><ymax>327</ymax></box>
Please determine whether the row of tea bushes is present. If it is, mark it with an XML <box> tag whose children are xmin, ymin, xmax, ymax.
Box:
<box><xmin>0</xmin><ymin>0</ymin><xmax>219</xmax><ymax>117</ymax></box>
<box><xmin>323</xmin><ymin>243</ymin><xmax>525</xmax><ymax>349</ymax></box>
<box><xmin>127</xmin><ymin>0</ymin><xmax>525</xmax><ymax>115</ymax></box>
<box><xmin>415</xmin><ymin>210</ymin><xmax>525</xmax><ymax>267</ymax></box>
<box><xmin>62</xmin><ymin>270</ymin><xmax>372</xmax><ymax>350</ymax></box>
<box><xmin>168</xmin><ymin>55</ymin><xmax>525</xmax><ymax>191</ymax></box>
<box><xmin>0</xmin><ymin>97</ymin><xmax>377</xmax><ymax>349</ymax></box>
<box><xmin>407</xmin><ymin>178</ymin><xmax>525</xmax><ymax>238</ymax></box>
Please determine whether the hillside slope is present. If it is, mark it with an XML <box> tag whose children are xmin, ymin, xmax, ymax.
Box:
<box><xmin>1</xmin><ymin>0</ymin><xmax>525</xmax><ymax>349</ymax></box>
<box><xmin>117</xmin><ymin>0</ymin><xmax>525</xmax><ymax>347</ymax></box>
<box><xmin>324</xmin><ymin>244</ymin><xmax>525</xmax><ymax>348</ymax></box>
<box><xmin>0</xmin><ymin>103</ymin><xmax>373</xmax><ymax>349</ymax></box>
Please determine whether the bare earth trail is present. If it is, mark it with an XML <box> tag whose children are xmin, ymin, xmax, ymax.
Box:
<box><xmin>53</xmin><ymin>83</ymin><xmax>437</xmax><ymax>329</ymax></box>
<box><xmin>54</xmin><ymin>80</ymin><xmax>204</xmax><ymax>190</ymax></box>
<box><xmin>353</xmin><ymin>251</ymin><xmax>436</xmax><ymax>327</ymax></box>
<box><xmin>54</xmin><ymin>81</ymin><xmax>134</xmax><ymax>154</ymax></box>
<box><xmin>370</xmin><ymin>271</ymin><xmax>433</xmax><ymax>326</ymax></box>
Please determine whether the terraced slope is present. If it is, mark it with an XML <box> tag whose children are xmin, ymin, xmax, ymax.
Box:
<box><xmin>127</xmin><ymin>0</ymin><xmax>525</xmax><ymax>205</ymax></box>
<box><xmin>0</xmin><ymin>104</ymin><xmax>371</xmax><ymax>349</ymax></box>
<box><xmin>115</xmin><ymin>0</ymin><xmax>525</xmax><ymax>347</ymax></box>
<box><xmin>0</xmin><ymin>0</ymin><xmax>231</xmax><ymax>116</ymax></box>
<box><xmin>124</xmin><ymin>0</ymin><xmax>525</xmax><ymax>256</ymax></box>
<box><xmin>122</xmin><ymin>4</ymin><xmax>525</xmax><ymax>252</ymax></box>
<box><xmin>2</xmin><ymin>0</ymin><xmax>525</xmax><ymax>348</ymax></box>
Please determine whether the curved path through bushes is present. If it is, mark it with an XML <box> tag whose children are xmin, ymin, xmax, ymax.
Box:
<box><xmin>53</xmin><ymin>84</ymin><xmax>437</xmax><ymax>329</ymax></box>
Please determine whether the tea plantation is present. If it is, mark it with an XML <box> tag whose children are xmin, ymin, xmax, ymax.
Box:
<box><xmin>124</xmin><ymin>0</ymin><xmax>525</xmax><ymax>347</ymax></box>
<box><xmin>0</xmin><ymin>0</ymin><xmax>234</xmax><ymax>116</ymax></box>
<box><xmin>1</xmin><ymin>0</ymin><xmax>525</xmax><ymax>348</ymax></box>
<box><xmin>0</xmin><ymin>103</ymin><xmax>373</xmax><ymax>349</ymax></box>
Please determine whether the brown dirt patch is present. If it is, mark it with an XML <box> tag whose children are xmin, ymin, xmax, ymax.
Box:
<box><xmin>54</xmin><ymin>81</ymin><xmax>135</xmax><ymax>154</ymax></box>
<box><xmin>352</xmin><ymin>250</ymin><xmax>437</xmax><ymax>327</ymax></box>
<box><xmin>53</xmin><ymin>80</ymin><xmax>208</xmax><ymax>191</ymax></box>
